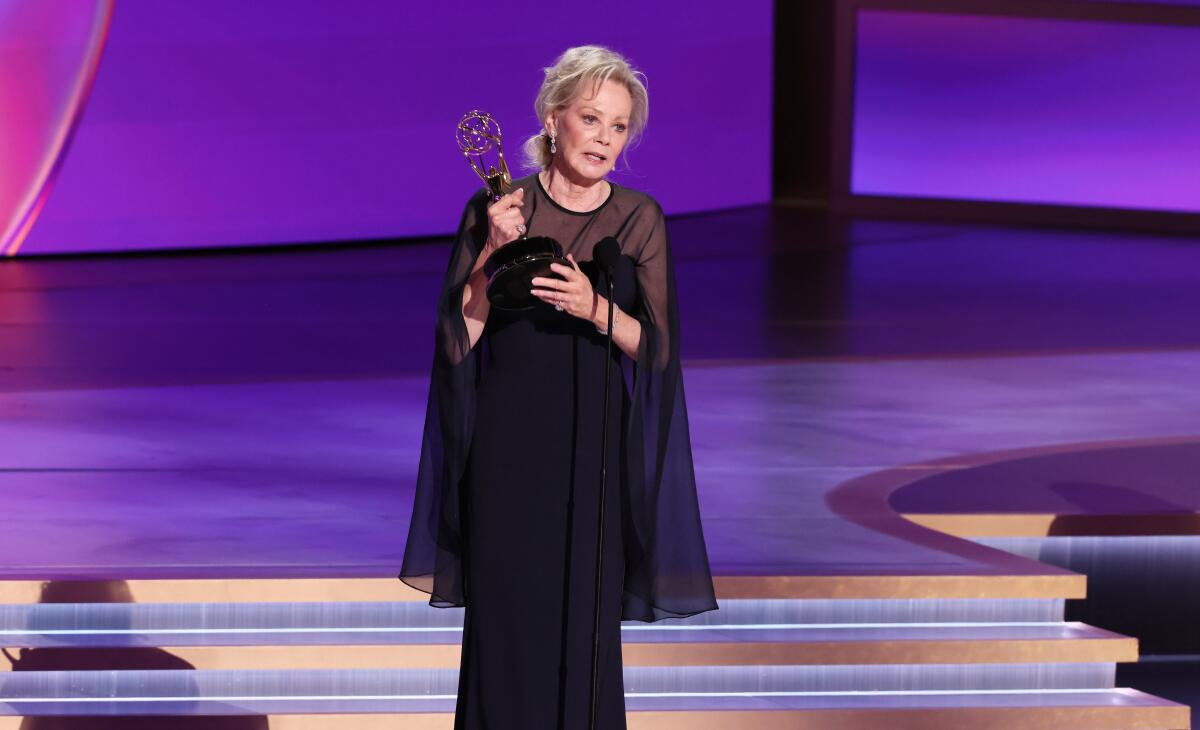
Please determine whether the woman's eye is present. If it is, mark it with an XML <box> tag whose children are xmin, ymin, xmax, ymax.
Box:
<box><xmin>614</xmin><ymin>124</ymin><xmax>627</xmax><ymax>133</ymax></box>
<box><xmin>583</xmin><ymin>115</ymin><xmax>596</xmax><ymax>124</ymax></box>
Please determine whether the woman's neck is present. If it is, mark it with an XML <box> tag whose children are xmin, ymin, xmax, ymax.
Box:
<box><xmin>540</xmin><ymin>166</ymin><xmax>609</xmax><ymax>212</ymax></box>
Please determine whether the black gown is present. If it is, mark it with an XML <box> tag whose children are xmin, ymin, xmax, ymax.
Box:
<box><xmin>401</xmin><ymin>173</ymin><xmax>717</xmax><ymax>729</ymax></box>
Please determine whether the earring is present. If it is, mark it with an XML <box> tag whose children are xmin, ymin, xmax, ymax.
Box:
<box><xmin>549</xmin><ymin>133</ymin><xmax>557</xmax><ymax>154</ymax></box>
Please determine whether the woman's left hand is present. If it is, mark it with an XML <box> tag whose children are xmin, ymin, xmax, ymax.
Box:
<box><xmin>530</xmin><ymin>254</ymin><xmax>598</xmax><ymax>322</ymax></box>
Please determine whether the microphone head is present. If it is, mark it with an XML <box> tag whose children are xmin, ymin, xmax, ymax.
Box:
<box><xmin>593</xmin><ymin>236</ymin><xmax>621</xmax><ymax>271</ymax></box>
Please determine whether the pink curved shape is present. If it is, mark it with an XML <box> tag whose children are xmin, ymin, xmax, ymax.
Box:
<box><xmin>0</xmin><ymin>0</ymin><xmax>114</xmax><ymax>257</ymax></box>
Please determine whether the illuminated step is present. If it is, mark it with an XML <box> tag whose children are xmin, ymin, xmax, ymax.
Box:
<box><xmin>622</xmin><ymin>663</ymin><xmax>1118</xmax><ymax>693</ymax></box>
<box><xmin>0</xmin><ymin>573</ymin><xmax>1087</xmax><ymax>605</ymax></box>
<box><xmin>0</xmin><ymin>665</ymin><xmax>1124</xmax><ymax>699</ymax></box>
<box><xmin>907</xmin><ymin>511</ymin><xmax>1200</xmax><ymax>538</ymax></box>
<box><xmin>620</xmin><ymin>688</ymin><xmax>1190</xmax><ymax>730</ymax></box>
<box><xmin>667</xmin><ymin>597</ymin><xmax>1064</xmax><ymax>624</ymax></box>
<box><xmin>0</xmin><ymin>621</ymin><xmax>1135</xmax><ymax>669</ymax></box>
<box><xmin>0</xmin><ymin>671</ymin><xmax>1183</xmax><ymax>729</ymax></box>
<box><xmin>619</xmin><ymin>622</ymin><xmax>1136</xmax><ymax>666</ymax></box>
<box><xmin>0</xmin><ymin>598</ymin><xmax>1066</xmax><ymax>640</ymax></box>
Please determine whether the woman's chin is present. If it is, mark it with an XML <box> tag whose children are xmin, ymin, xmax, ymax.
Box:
<box><xmin>567</xmin><ymin>163</ymin><xmax>609</xmax><ymax>184</ymax></box>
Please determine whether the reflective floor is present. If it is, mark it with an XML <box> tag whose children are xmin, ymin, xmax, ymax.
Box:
<box><xmin>1</xmin><ymin>207</ymin><xmax>1199</xmax><ymax>582</ymax></box>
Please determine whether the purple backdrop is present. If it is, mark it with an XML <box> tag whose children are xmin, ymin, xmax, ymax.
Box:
<box><xmin>20</xmin><ymin>3</ymin><xmax>772</xmax><ymax>255</ymax></box>
<box><xmin>851</xmin><ymin>9</ymin><xmax>1200</xmax><ymax>213</ymax></box>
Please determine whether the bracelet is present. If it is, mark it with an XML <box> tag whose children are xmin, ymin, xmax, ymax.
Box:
<box><xmin>596</xmin><ymin>302</ymin><xmax>620</xmax><ymax>335</ymax></box>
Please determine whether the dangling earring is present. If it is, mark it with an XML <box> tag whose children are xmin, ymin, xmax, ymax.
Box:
<box><xmin>549</xmin><ymin>133</ymin><xmax>557</xmax><ymax>154</ymax></box>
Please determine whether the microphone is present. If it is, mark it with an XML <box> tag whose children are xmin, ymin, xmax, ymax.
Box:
<box><xmin>587</xmin><ymin>234</ymin><xmax>621</xmax><ymax>730</ymax></box>
<box><xmin>593</xmin><ymin>236</ymin><xmax>621</xmax><ymax>273</ymax></box>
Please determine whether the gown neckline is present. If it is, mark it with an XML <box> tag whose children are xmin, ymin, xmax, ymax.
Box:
<box><xmin>535</xmin><ymin>172</ymin><xmax>616</xmax><ymax>217</ymax></box>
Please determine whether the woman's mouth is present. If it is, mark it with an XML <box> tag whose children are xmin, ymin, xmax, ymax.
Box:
<box><xmin>583</xmin><ymin>152</ymin><xmax>607</xmax><ymax>164</ymax></box>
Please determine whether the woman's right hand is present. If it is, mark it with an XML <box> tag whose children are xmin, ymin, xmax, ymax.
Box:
<box><xmin>484</xmin><ymin>188</ymin><xmax>526</xmax><ymax>254</ymax></box>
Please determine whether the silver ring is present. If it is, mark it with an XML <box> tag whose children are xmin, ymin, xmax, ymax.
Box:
<box><xmin>554</xmin><ymin>304</ymin><xmax>563</xmax><ymax>312</ymax></box>
<box><xmin>516</xmin><ymin>224</ymin><xmax>527</xmax><ymax>236</ymax></box>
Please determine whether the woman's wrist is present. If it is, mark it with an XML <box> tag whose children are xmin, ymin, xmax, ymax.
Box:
<box><xmin>593</xmin><ymin>295</ymin><xmax>620</xmax><ymax>334</ymax></box>
<box><xmin>590</xmin><ymin>293</ymin><xmax>606</xmax><ymax>328</ymax></box>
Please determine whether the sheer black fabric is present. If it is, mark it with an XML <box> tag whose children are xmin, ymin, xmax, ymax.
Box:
<box><xmin>399</xmin><ymin>173</ymin><xmax>718</xmax><ymax>623</ymax></box>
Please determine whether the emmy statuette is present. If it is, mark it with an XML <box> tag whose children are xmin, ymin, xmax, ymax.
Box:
<box><xmin>456</xmin><ymin>110</ymin><xmax>566</xmax><ymax>310</ymax></box>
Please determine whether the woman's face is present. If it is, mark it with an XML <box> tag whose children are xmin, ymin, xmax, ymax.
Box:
<box><xmin>547</xmin><ymin>79</ymin><xmax>633</xmax><ymax>184</ymax></box>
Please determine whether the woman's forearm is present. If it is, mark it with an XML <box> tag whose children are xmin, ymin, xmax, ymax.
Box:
<box><xmin>468</xmin><ymin>260</ymin><xmax>643</xmax><ymax>358</ymax></box>
<box><xmin>593</xmin><ymin>294</ymin><xmax>641</xmax><ymax>360</ymax></box>
<box><xmin>462</xmin><ymin>248</ymin><xmax>492</xmax><ymax>349</ymax></box>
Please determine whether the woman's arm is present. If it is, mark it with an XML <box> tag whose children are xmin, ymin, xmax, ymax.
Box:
<box><xmin>461</xmin><ymin>188</ymin><xmax>527</xmax><ymax>349</ymax></box>
<box><xmin>461</xmin><ymin>249</ymin><xmax>491</xmax><ymax>349</ymax></box>
<box><xmin>591</xmin><ymin>293</ymin><xmax>641</xmax><ymax>360</ymax></box>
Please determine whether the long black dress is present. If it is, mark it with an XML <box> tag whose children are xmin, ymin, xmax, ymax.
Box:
<box><xmin>401</xmin><ymin>173</ymin><xmax>717</xmax><ymax>729</ymax></box>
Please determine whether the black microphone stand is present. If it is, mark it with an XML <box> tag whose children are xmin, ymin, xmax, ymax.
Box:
<box><xmin>587</xmin><ymin>270</ymin><xmax>616</xmax><ymax>730</ymax></box>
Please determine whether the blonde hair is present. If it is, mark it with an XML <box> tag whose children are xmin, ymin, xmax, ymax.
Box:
<box><xmin>523</xmin><ymin>45</ymin><xmax>649</xmax><ymax>170</ymax></box>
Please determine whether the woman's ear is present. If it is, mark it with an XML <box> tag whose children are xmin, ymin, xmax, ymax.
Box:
<box><xmin>544</xmin><ymin>111</ymin><xmax>557</xmax><ymax>138</ymax></box>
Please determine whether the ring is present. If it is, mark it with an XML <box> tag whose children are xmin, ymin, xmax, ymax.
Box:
<box><xmin>554</xmin><ymin>304</ymin><xmax>563</xmax><ymax>312</ymax></box>
<box><xmin>516</xmin><ymin>224</ymin><xmax>527</xmax><ymax>236</ymax></box>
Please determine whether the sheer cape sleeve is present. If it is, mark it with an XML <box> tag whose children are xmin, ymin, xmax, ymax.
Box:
<box><xmin>620</xmin><ymin>196</ymin><xmax>719</xmax><ymax>622</ymax></box>
<box><xmin>400</xmin><ymin>184</ymin><xmax>719</xmax><ymax>623</ymax></box>
<box><xmin>398</xmin><ymin>187</ymin><xmax>490</xmax><ymax>607</ymax></box>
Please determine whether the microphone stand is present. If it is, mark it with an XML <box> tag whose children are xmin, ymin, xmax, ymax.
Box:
<box><xmin>588</xmin><ymin>272</ymin><xmax>615</xmax><ymax>730</ymax></box>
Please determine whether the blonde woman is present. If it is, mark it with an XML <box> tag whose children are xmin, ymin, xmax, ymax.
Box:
<box><xmin>401</xmin><ymin>45</ymin><xmax>716</xmax><ymax>728</ymax></box>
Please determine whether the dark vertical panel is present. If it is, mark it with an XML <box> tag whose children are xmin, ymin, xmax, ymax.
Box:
<box><xmin>774</xmin><ymin>1</ymin><xmax>836</xmax><ymax>202</ymax></box>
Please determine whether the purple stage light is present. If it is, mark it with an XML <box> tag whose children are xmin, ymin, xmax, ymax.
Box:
<box><xmin>851</xmin><ymin>9</ymin><xmax>1200</xmax><ymax>214</ymax></box>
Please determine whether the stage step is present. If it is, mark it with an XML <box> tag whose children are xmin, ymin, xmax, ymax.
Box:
<box><xmin>0</xmin><ymin>574</ymin><xmax>1087</xmax><ymax>604</ymax></box>
<box><xmin>0</xmin><ymin>629</ymin><xmax>1137</xmax><ymax>671</ymax></box>
<box><xmin>0</xmin><ymin>593</ymin><xmax>1131</xmax><ymax>669</ymax></box>
<box><xmin>0</xmin><ymin>665</ymin><xmax>1128</xmax><ymax>701</ymax></box>
<box><xmin>0</xmin><ymin>596</ymin><xmax>1067</xmax><ymax>633</ymax></box>
<box><xmin>0</xmin><ymin>670</ymin><xmax>1184</xmax><ymax>729</ymax></box>
<box><xmin>0</xmin><ymin>588</ymin><xmax>1181</xmax><ymax>728</ymax></box>
<box><xmin>623</xmin><ymin>689</ymin><xmax>1190</xmax><ymax>730</ymax></box>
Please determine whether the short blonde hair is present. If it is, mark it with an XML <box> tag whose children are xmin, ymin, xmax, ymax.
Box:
<box><xmin>523</xmin><ymin>45</ymin><xmax>649</xmax><ymax>170</ymax></box>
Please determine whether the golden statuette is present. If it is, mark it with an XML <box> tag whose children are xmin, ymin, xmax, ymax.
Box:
<box><xmin>454</xmin><ymin>108</ymin><xmax>566</xmax><ymax>310</ymax></box>
<box><xmin>456</xmin><ymin>110</ymin><xmax>512</xmax><ymax>201</ymax></box>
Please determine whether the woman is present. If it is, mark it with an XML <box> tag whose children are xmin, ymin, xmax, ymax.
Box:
<box><xmin>401</xmin><ymin>45</ymin><xmax>717</xmax><ymax>729</ymax></box>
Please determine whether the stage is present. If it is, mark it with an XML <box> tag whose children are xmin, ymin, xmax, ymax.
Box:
<box><xmin>3</xmin><ymin>206</ymin><xmax>1200</xmax><ymax>580</ymax></box>
<box><xmin>0</xmin><ymin>206</ymin><xmax>1197</xmax><ymax>726</ymax></box>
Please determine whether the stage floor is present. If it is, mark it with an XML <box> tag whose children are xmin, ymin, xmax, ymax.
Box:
<box><xmin>2</xmin><ymin>206</ymin><xmax>1199</xmax><ymax>582</ymax></box>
